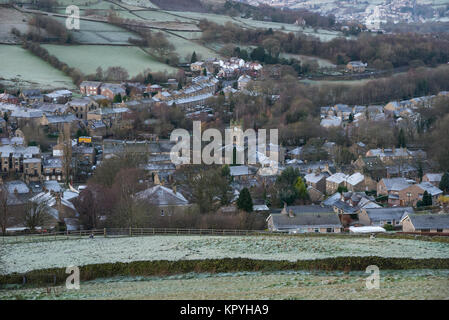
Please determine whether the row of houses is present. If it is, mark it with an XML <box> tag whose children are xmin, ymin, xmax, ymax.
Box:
<box><xmin>267</xmin><ymin>203</ymin><xmax>449</xmax><ymax>234</ymax></box>
<box><xmin>320</xmin><ymin>91</ymin><xmax>449</xmax><ymax>128</ymax></box>
<box><xmin>190</xmin><ymin>57</ymin><xmax>263</xmax><ymax>80</ymax></box>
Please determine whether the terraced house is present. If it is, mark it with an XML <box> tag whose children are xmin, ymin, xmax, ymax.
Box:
<box><xmin>0</xmin><ymin>145</ymin><xmax>41</xmax><ymax>181</ymax></box>
<box><xmin>67</xmin><ymin>98</ymin><xmax>99</xmax><ymax>120</ymax></box>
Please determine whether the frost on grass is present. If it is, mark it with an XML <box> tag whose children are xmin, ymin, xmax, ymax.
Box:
<box><xmin>1</xmin><ymin>270</ymin><xmax>449</xmax><ymax>300</ymax></box>
<box><xmin>2</xmin><ymin>235</ymin><xmax>449</xmax><ymax>275</ymax></box>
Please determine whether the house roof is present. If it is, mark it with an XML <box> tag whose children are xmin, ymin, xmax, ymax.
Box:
<box><xmin>364</xmin><ymin>207</ymin><xmax>414</xmax><ymax>222</ymax></box>
<box><xmin>305</xmin><ymin>172</ymin><xmax>325</xmax><ymax>184</ymax></box>
<box><xmin>346</xmin><ymin>172</ymin><xmax>364</xmax><ymax>186</ymax></box>
<box><xmin>381</xmin><ymin>177</ymin><xmax>411</xmax><ymax>191</ymax></box>
<box><xmin>326</xmin><ymin>172</ymin><xmax>348</xmax><ymax>184</ymax></box>
<box><xmin>6</xmin><ymin>180</ymin><xmax>30</xmax><ymax>194</ymax></box>
<box><xmin>424</xmin><ymin>173</ymin><xmax>443</xmax><ymax>183</ymax></box>
<box><xmin>269</xmin><ymin>212</ymin><xmax>341</xmax><ymax>230</ymax></box>
<box><xmin>135</xmin><ymin>185</ymin><xmax>188</xmax><ymax>206</ymax></box>
<box><xmin>230</xmin><ymin>165</ymin><xmax>250</xmax><ymax>176</ymax></box>
<box><xmin>403</xmin><ymin>214</ymin><xmax>449</xmax><ymax>230</ymax></box>
<box><xmin>417</xmin><ymin>182</ymin><xmax>443</xmax><ymax>196</ymax></box>
<box><xmin>322</xmin><ymin>192</ymin><xmax>341</xmax><ymax>207</ymax></box>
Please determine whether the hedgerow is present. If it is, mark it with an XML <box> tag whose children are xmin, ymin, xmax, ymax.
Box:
<box><xmin>1</xmin><ymin>256</ymin><xmax>449</xmax><ymax>289</ymax></box>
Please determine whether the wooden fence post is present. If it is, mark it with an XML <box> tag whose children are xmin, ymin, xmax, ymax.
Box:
<box><xmin>104</xmin><ymin>228</ymin><xmax>107</xmax><ymax>238</ymax></box>
<box><xmin>129</xmin><ymin>227</ymin><xmax>132</xmax><ymax>237</ymax></box>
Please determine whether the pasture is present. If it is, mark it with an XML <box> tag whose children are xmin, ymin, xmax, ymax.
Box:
<box><xmin>0</xmin><ymin>45</ymin><xmax>75</xmax><ymax>90</ymax></box>
<box><xmin>41</xmin><ymin>44</ymin><xmax>176</xmax><ymax>76</ymax></box>
<box><xmin>2</xmin><ymin>269</ymin><xmax>448</xmax><ymax>299</ymax></box>
<box><xmin>2</xmin><ymin>234</ymin><xmax>449</xmax><ymax>275</ymax></box>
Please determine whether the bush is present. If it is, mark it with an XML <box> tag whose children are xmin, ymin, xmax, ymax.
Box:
<box><xmin>383</xmin><ymin>224</ymin><xmax>395</xmax><ymax>231</ymax></box>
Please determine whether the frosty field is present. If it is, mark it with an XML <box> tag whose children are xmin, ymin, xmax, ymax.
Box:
<box><xmin>0</xmin><ymin>45</ymin><xmax>76</xmax><ymax>90</ymax></box>
<box><xmin>1</xmin><ymin>235</ymin><xmax>449</xmax><ymax>275</ymax></box>
<box><xmin>41</xmin><ymin>44</ymin><xmax>176</xmax><ymax>76</ymax></box>
<box><xmin>1</xmin><ymin>269</ymin><xmax>448</xmax><ymax>300</ymax></box>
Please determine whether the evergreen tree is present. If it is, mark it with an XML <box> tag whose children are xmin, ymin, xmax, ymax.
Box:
<box><xmin>294</xmin><ymin>177</ymin><xmax>308</xmax><ymax>200</ymax></box>
<box><xmin>203</xmin><ymin>68</ymin><xmax>207</xmax><ymax>76</ymax></box>
<box><xmin>422</xmin><ymin>191</ymin><xmax>432</xmax><ymax>206</ymax></box>
<box><xmin>177</xmin><ymin>81</ymin><xmax>182</xmax><ymax>90</ymax></box>
<box><xmin>440</xmin><ymin>172</ymin><xmax>449</xmax><ymax>193</ymax></box>
<box><xmin>237</xmin><ymin>188</ymin><xmax>253</xmax><ymax>212</ymax></box>
<box><xmin>348</xmin><ymin>113</ymin><xmax>354</xmax><ymax>123</ymax></box>
<box><xmin>190</xmin><ymin>51</ymin><xmax>197</xmax><ymax>63</ymax></box>
<box><xmin>113</xmin><ymin>94</ymin><xmax>122</xmax><ymax>103</ymax></box>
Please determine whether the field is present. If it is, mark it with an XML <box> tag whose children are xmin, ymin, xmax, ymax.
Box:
<box><xmin>1</xmin><ymin>269</ymin><xmax>448</xmax><ymax>300</ymax></box>
<box><xmin>2</xmin><ymin>235</ymin><xmax>449</xmax><ymax>275</ymax></box>
<box><xmin>0</xmin><ymin>45</ymin><xmax>76</xmax><ymax>90</ymax></box>
<box><xmin>162</xmin><ymin>31</ymin><xmax>220</xmax><ymax>62</ymax></box>
<box><xmin>0</xmin><ymin>7</ymin><xmax>31</xmax><ymax>44</ymax></box>
<box><xmin>41</xmin><ymin>44</ymin><xmax>177</xmax><ymax>75</ymax></box>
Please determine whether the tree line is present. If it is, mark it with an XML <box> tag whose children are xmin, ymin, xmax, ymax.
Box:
<box><xmin>199</xmin><ymin>20</ymin><xmax>449</xmax><ymax>69</ymax></box>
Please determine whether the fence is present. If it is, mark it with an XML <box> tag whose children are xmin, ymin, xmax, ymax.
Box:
<box><xmin>0</xmin><ymin>228</ymin><xmax>276</xmax><ymax>244</ymax></box>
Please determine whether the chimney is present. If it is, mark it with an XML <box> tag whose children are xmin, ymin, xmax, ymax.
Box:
<box><xmin>288</xmin><ymin>209</ymin><xmax>295</xmax><ymax>218</ymax></box>
<box><xmin>154</xmin><ymin>173</ymin><xmax>161</xmax><ymax>185</ymax></box>
<box><xmin>281</xmin><ymin>202</ymin><xmax>288</xmax><ymax>215</ymax></box>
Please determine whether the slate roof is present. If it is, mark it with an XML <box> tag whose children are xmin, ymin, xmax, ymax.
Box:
<box><xmin>305</xmin><ymin>172</ymin><xmax>326</xmax><ymax>184</ymax></box>
<box><xmin>43</xmin><ymin>180</ymin><xmax>62</xmax><ymax>192</ymax></box>
<box><xmin>6</xmin><ymin>180</ymin><xmax>30</xmax><ymax>194</ymax></box>
<box><xmin>322</xmin><ymin>192</ymin><xmax>341</xmax><ymax>207</ymax></box>
<box><xmin>346</xmin><ymin>172</ymin><xmax>364</xmax><ymax>186</ymax></box>
<box><xmin>381</xmin><ymin>177</ymin><xmax>411</xmax><ymax>191</ymax></box>
<box><xmin>269</xmin><ymin>212</ymin><xmax>341</xmax><ymax>230</ymax></box>
<box><xmin>230</xmin><ymin>165</ymin><xmax>250</xmax><ymax>176</ymax></box>
<box><xmin>404</xmin><ymin>214</ymin><xmax>449</xmax><ymax>230</ymax></box>
<box><xmin>135</xmin><ymin>185</ymin><xmax>188</xmax><ymax>206</ymax></box>
<box><xmin>364</xmin><ymin>207</ymin><xmax>414</xmax><ymax>222</ymax></box>
<box><xmin>418</xmin><ymin>182</ymin><xmax>443</xmax><ymax>196</ymax></box>
<box><xmin>424</xmin><ymin>173</ymin><xmax>443</xmax><ymax>183</ymax></box>
<box><xmin>271</xmin><ymin>205</ymin><xmax>333</xmax><ymax>215</ymax></box>
<box><xmin>326</xmin><ymin>172</ymin><xmax>348</xmax><ymax>184</ymax></box>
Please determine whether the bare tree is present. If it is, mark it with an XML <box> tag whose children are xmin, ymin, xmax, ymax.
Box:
<box><xmin>59</xmin><ymin>124</ymin><xmax>72</xmax><ymax>186</ymax></box>
<box><xmin>24</xmin><ymin>199</ymin><xmax>52</xmax><ymax>232</ymax></box>
<box><xmin>0</xmin><ymin>186</ymin><xmax>9</xmax><ymax>235</ymax></box>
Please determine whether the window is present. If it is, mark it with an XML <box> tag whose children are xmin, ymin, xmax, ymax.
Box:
<box><xmin>326</xmin><ymin>228</ymin><xmax>333</xmax><ymax>233</ymax></box>
<box><xmin>160</xmin><ymin>210</ymin><xmax>165</xmax><ymax>217</ymax></box>
<box><xmin>421</xmin><ymin>229</ymin><xmax>430</xmax><ymax>232</ymax></box>
<box><xmin>314</xmin><ymin>228</ymin><xmax>320</xmax><ymax>233</ymax></box>
<box><xmin>437</xmin><ymin>229</ymin><xmax>443</xmax><ymax>233</ymax></box>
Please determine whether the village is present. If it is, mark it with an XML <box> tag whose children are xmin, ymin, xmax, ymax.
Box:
<box><xmin>0</xmin><ymin>53</ymin><xmax>448</xmax><ymax>237</ymax></box>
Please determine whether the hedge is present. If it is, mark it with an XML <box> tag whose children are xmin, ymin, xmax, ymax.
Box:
<box><xmin>2</xmin><ymin>256</ymin><xmax>449</xmax><ymax>289</ymax></box>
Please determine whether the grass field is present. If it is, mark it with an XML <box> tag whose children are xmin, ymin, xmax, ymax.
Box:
<box><xmin>162</xmin><ymin>31</ymin><xmax>220</xmax><ymax>62</ymax></box>
<box><xmin>0</xmin><ymin>7</ymin><xmax>31</xmax><ymax>44</ymax></box>
<box><xmin>2</xmin><ymin>235</ymin><xmax>449</xmax><ymax>275</ymax></box>
<box><xmin>51</xmin><ymin>16</ymin><xmax>140</xmax><ymax>45</ymax></box>
<box><xmin>0</xmin><ymin>45</ymin><xmax>76</xmax><ymax>90</ymax></box>
<box><xmin>1</xmin><ymin>269</ymin><xmax>448</xmax><ymax>300</ymax></box>
<box><xmin>41</xmin><ymin>44</ymin><xmax>176</xmax><ymax>76</ymax></box>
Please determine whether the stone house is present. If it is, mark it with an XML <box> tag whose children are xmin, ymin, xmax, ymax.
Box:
<box><xmin>67</xmin><ymin>98</ymin><xmax>99</xmax><ymax>120</ymax></box>
<box><xmin>359</xmin><ymin>207</ymin><xmax>414</xmax><ymax>227</ymax></box>
<box><xmin>401</xmin><ymin>213</ymin><xmax>449</xmax><ymax>233</ymax></box>
<box><xmin>79</xmin><ymin>81</ymin><xmax>102</xmax><ymax>96</ymax></box>
<box><xmin>267</xmin><ymin>205</ymin><xmax>342</xmax><ymax>233</ymax></box>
